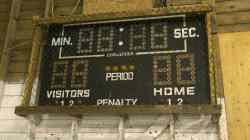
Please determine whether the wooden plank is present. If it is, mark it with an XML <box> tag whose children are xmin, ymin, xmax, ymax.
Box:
<box><xmin>0</xmin><ymin>3</ymin><xmax>11</xmax><ymax>13</ymax></box>
<box><xmin>54</xmin><ymin>6</ymin><xmax>81</xmax><ymax>16</ymax></box>
<box><xmin>19</xmin><ymin>10</ymin><xmax>44</xmax><ymax>20</ymax></box>
<box><xmin>0</xmin><ymin>13</ymin><xmax>9</xmax><ymax>22</ymax></box>
<box><xmin>15</xmin><ymin>105</ymin><xmax>222</xmax><ymax>117</ymax></box>
<box><xmin>16</xmin><ymin>19</ymin><xmax>33</xmax><ymax>31</ymax></box>
<box><xmin>219</xmin><ymin>31</ymin><xmax>250</xmax><ymax>140</ymax></box>
<box><xmin>9</xmin><ymin>48</ymin><xmax>31</xmax><ymax>62</ymax></box>
<box><xmin>0</xmin><ymin>0</ymin><xmax>23</xmax><ymax>112</ymax></box>
<box><xmin>169</xmin><ymin>0</ymin><xmax>207</xmax><ymax>6</ymax></box>
<box><xmin>20</xmin><ymin>0</ymin><xmax>45</xmax><ymax>11</ymax></box>
<box><xmin>21</xmin><ymin>25</ymin><xmax>43</xmax><ymax>106</ymax></box>
<box><xmin>15</xmin><ymin>30</ymin><xmax>33</xmax><ymax>40</ymax></box>
<box><xmin>218</xmin><ymin>23</ymin><xmax>250</xmax><ymax>33</ymax></box>
<box><xmin>55</xmin><ymin>0</ymin><xmax>79</xmax><ymax>7</ymax></box>
<box><xmin>0</xmin><ymin>23</ymin><xmax>8</xmax><ymax>36</ymax></box>
<box><xmin>7</xmin><ymin>61</ymin><xmax>28</xmax><ymax>73</ymax></box>
<box><xmin>84</xmin><ymin>0</ymin><xmax>153</xmax><ymax>15</ymax></box>
<box><xmin>216</xmin><ymin>1</ymin><xmax>250</xmax><ymax>14</ymax></box>
<box><xmin>6</xmin><ymin>72</ymin><xmax>27</xmax><ymax>84</ymax></box>
<box><xmin>217</xmin><ymin>10</ymin><xmax>250</xmax><ymax>26</ymax></box>
<box><xmin>38</xmin><ymin>4</ymin><xmax>212</xmax><ymax>25</ymax></box>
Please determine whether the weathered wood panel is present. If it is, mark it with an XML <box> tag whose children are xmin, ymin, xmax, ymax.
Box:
<box><xmin>6</xmin><ymin>73</ymin><xmax>26</xmax><ymax>84</ymax></box>
<box><xmin>219</xmin><ymin>31</ymin><xmax>250</xmax><ymax>140</ymax></box>
<box><xmin>8</xmin><ymin>61</ymin><xmax>28</xmax><ymax>73</ymax></box>
<box><xmin>216</xmin><ymin>0</ymin><xmax>250</xmax><ymax>32</ymax></box>
<box><xmin>9</xmin><ymin>48</ymin><xmax>31</xmax><ymax>62</ymax></box>
<box><xmin>217</xmin><ymin>11</ymin><xmax>250</xmax><ymax>26</ymax></box>
<box><xmin>168</xmin><ymin>0</ymin><xmax>207</xmax><ymax>6</ymax></box>
<box><xmin>0</xmin><ymin>3</ymin><xmax>10</xmax><ymax>12</ymax></box>
<box><xmin>0</xmin><ymin>1</ymin><xmax>227</xmax><ymax>140</ymax></box>
<box><xmin>218</xmin><ymin>23</ymin><xmax>250</xmax><ymax>33</ymax></box>
<box><xmin>216</xmin><ymin>1</ymin><xmax>250</xmax><ymax>14</ymax></box>
<box><xmin>20</xmin><ymin>0</ymin><xmax>44</xmax><ymax>11</ymax></box>
<box><xmin>16</xmin><ymin>20</ymin><xmax>33</xmax><ymax>31</ymax></box>
<box><xmin>84</xmin><ymin>0</ymin><xmax>153</xmax><ymax>15</ymax></box>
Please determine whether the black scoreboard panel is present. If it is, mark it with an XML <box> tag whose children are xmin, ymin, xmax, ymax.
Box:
<box><xmin>38</xmin><ymin>14</ymin><xmax>211</xmax><ymax>106</ymax></box>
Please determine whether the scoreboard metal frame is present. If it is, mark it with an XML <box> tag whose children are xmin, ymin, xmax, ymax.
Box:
<box><xmin>15</xmin><ymin>4</ymin><xmax>221</xmax><ymax>116</ymax></box>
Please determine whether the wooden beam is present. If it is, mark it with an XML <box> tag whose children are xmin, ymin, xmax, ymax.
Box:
<box><xmin>0</xmin><ymin>0</ymin><xmax>22</xmax><ymax>105</ymax></box>
<box><xmin>21</xmin><ymin>17</ymin><xmax>43</xmax><ymax>106</ymax></box>
<box><xmin>15</xmin><ymin>105</ymin><xmax>221</xmax><ymax>117</ymax></box>
<box><xmin>37</xmin><ymin>4</ymin><xmax>212</xmax><ymax>25</ymax></box>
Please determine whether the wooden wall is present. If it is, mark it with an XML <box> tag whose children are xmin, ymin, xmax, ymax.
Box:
<box><xmin>1</xmin><ymin>0</ymin><xmax>250</xmax><ymax>139</ymax></box>
<box><xmin>0</xmin><ymin>0</ymin><xmax>11</xmax><ymax>62</ymax></box>
<box><xmin>84</xmin><ymin>0</ymin><xmax>153</xmax><ymax>15</ymax></box>
<box><xmin>215</xmin><ymin>0</ymin><xmax>250</xmax><ymax>140</ymax></box>
<box><xmin>216</xmin><ymin>0</ymin><xmax>250</xmax><ymax>32</ymax></box>
<box><xmin>0</xmin><ymin>0</ymin><xmax>44</xmax><ymax>138</ymax></box>
<box><xmin>219</xmin><ymin>31</ymin><xmax>250</xmax><ymax>140</ymax></box>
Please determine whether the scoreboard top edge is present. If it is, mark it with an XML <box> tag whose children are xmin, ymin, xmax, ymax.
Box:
<box><xmin>34</xmin><ymin>4</ymin><xmax>212</xmax><ymax>26</ymax></box>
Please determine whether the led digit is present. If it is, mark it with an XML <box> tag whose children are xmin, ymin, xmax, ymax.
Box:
<box><xmin>97</xmin><ymin>26</ymin><xmax>114</xmax><ymax>52</ymax></box>
<box><xmin>77</xmin><ymin>28</ymin><xmax>94</xmax><ymax>54</ymax></box>
<box><xmin>150</xmin><ymin>22</ymin><xmax>168</xmax><ymax>49</ymax></box>
<box><xmin>153</xmin><ymin>55</ymin><xmax>172</xmax><ymax>86</ymax></box>
<box><xmin>71</xmin><ymin>60</ymin><xmax>88</xmax><ymax>88</ymax></box>
<box><xmin>176</xmin><ymin>54</ymin><xmax>196</xmax><ymax>85</ymax></box>
<box><xmin>129</xmin><ymin>24</ymin><xmax>146</xmax><ymax>50</ymax></box>
<box><xmin>51</xmin><ymin>61</ymin><xmax>68</xmax><ymax>88</ymax></box>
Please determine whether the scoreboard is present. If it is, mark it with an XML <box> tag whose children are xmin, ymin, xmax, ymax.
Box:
<box><xmin>38</xmin><ymin>14</ymin><xmax>211</xmax><ymax>106</ymax></box>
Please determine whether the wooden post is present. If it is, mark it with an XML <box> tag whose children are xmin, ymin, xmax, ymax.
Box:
<box><xmin>21</xmin><ymin>18</ymin><xmax>42</xmax><ymax>106</ymax></box>
<box><xmin>0</xmin><ymin>0</ymin><xmax>22</xmax><ymax>105</ymax></box>
<box><xmin>206</xmin><ymin>12</ymin><xmax>217</xmax><ymax>105</ymax></box>
<box><xmin>44</xmin><ymin>0</ymin><xmax>52</xmax><ymax>18</ymax></box>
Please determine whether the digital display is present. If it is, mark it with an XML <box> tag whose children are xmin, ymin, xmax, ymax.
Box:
<box><xmin>38</xmin><ymin>14</ymin><xmax>210</xmax><ymax>106</ymax></box>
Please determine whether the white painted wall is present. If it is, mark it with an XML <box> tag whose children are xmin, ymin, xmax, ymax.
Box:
<box><xmin>0</xmin><ymin>82</ymin><xmax>221</xmax><ymax>140</ymax></box>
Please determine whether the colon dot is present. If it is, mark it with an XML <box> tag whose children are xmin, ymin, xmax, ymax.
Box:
<box><xmin>118</xmin><ymin>41</ymin><xmax>124</xmax><ymax>46</ymax></box>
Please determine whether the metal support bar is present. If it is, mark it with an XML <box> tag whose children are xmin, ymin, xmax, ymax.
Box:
<box><xmin>26</xmin><ymin>115</ymin><xmax>41</xmax><ymax>140</ymax></box>
<box><xmin>118</xmin><ymin>116</ymin><xmax>125</xmax><ymax>140</ymax></box>
<box><xmin>71</xmin><ymin>119</ymin><xmax>80</xmax><ymax>140</ymax></box>
<box><xmin>170</xmin><ymin>115</ymin><xmax>175</xmax><ymax>140</ymax></box>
